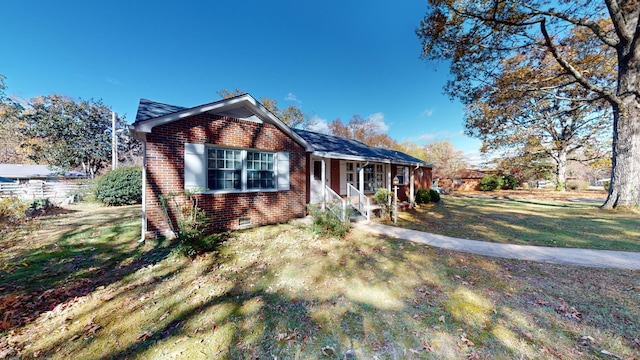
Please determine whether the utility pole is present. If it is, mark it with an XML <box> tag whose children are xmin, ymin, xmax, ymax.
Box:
<box><xmin>112</xmin><ymin>112</ymin><xmax>117</xmax><ymax>170</ymax></box>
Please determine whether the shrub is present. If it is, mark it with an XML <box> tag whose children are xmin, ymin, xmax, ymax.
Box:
<box><xmin>567</xmin><ymin>180</ymin><xmax>588</xmax><ymax>191</ymax></box>
<box><xmin>479</xmin><ymin>175</ymin><xmax>503</xmax><ymax>191</ymax></box>
<box><xmin>95</xmin><ymin>166</ymin><xmax>142</xmax><ymax>206</ymax></box>
<box><xmin>0</xmin><ymin>197</ymin><xmax>28</xmax><ymax>231</ymax></box>
<box><xmin>429</xmin><ymin>189</ymin><xmax>441</xmax><ymax>203</ymax></box>
<box><xmin>372</xmin><ymin>188</ymin><xmax>394</xmax><ymax>220</ymax></box>
<box><xmin>159</xmin><ymin>191</ymin><xmax>211</xmax><ymax>258</ymax></box>
<box><xmin>415</xmin><ymin>189</ymin><xmax>431</xmax><ymax>204</ymax></box>
<box><xmin>307</xmin><ymin>204</ymin><xmax>350</xmax><ymax>238</ymax></box>
<box><xmin>502</xmin><ymin>174</ymin><xmax>519</xmax><ymax>190</ymax></box>
<box><xmin>27</xmin><ymin>198</ymin><xmax>55</xmax><ymax>216</ymax></box>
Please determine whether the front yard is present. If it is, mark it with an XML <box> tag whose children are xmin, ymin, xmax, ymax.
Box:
<box><xmin>1</xmin><ymin>200</ymin><xmax>638</xmax><ymax>359</ymax></box>
<box><xmin>397</xmin><ymin>191</ymin><xmax>640</xmax><ymax>251</ymax></box>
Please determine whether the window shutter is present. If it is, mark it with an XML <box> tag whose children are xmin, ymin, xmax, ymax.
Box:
<box><xmin>276</xmin><ymin>152</ymin><xmax>290</xmax><ymax>191</ymax></box>
<box><xmin>184</xmin><ymin>143</ymin><xmax>207</xmax><ymax>191</ymax></box>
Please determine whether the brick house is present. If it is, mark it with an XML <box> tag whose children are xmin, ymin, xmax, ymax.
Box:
<box><xmin>131</xmin><ymin>94</ymin><xmax>432</xmax><ymax>239</ymax></box>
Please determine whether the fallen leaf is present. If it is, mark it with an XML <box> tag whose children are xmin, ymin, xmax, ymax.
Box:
<box><xmin>467</xmin><ymin>349</ymin><xmax>480</xmax><ymax>359</ymax></box>
<box><xmin>321</xmin><ymin>346</ymin><xmax>335</xmax><ymax>356</ymax></box>
<box><xmin>422</xmin><ymin>340</ymin><xmax>434</xmax><ymax>351</ymax></box>
<box><xmin>460</xmin><ymin>333</ymin><xmax>474</xmax><ymax>347</ymax></box>
<box><xmin>137</xmin><ymin>331</ymin><xmax>153</xmax><ymax>341</ymax></box>
<box><xmin>600</xmin><ymin>349</ymin><xmax>622</xmax><ymax>358</ymax></box>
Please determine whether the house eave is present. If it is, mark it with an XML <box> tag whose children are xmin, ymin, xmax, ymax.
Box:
<box><xmin>312</xmin><ymin>151</ymin><xmax>431</xmax><ymax>167</ymax></box>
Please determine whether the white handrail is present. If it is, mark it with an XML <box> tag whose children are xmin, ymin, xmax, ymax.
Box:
<box><xmin>324</xmin><ymin>185</ymin><xmax>347</xmax><ymax>222</ymax></box>
<box><xmin>346</xmin><ymin>183</ymin><xmax>370</xmax><ymax>220</ymax></box>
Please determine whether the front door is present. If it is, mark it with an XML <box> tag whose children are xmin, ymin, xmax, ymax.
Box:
<box><xmin>310</xmin><ymin>156</ymin><xmax>330</xmax><ymax>204</ymax></box>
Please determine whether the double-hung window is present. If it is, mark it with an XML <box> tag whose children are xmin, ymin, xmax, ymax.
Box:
<box><xmin>208</xmin><ymin>148</ymin><xmax>242</xmax><ymax>190</ymax></box>
<box><xmin>246</xmin><ymin>151</ymin><xmax>275</xmax><ymax>189</ymax></box>
<box><xmin>396</xmin><ymin>166</ymin><xmax>409</xmax><ymax>185</ymax></box>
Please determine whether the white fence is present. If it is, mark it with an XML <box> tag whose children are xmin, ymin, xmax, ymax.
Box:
<box><xmin>0</xmin><ymin>182</ymin><xmax>88</xmax><ymax>201</ymax></box>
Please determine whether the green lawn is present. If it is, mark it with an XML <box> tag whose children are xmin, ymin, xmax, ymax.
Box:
<box><xmin>1</xmin><ymin>203</ymin><xmax>638</xmax><ymax>359</ymax></box>
<box><xmin>396</xmin><ymin>195</ymin><xmax>640</xmax><ymax>251</ymax></box>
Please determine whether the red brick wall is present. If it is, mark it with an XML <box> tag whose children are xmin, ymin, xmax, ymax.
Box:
<box><xmin>144</xmin><ymin>113</ymin><xmax>307</xmax><ymax>238</ymax></box>
<box><xmin>330</xmin><ymin>159</ymin><xmax>341</xmax><ymax>192</ymax></box>
<box><xmin>391</xmin><ymin>165</ymin><xmax>433</xmax><ymax>202</ymax></box>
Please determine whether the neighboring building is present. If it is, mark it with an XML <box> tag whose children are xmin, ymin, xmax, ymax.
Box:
<box><xmin>0</xmin><ymin>164</ymin><xmax>86</xmax><ymax>182</ymax></box>
<box><xmin>435</xmin><ymin>168</ymin><xmax>493</xmax><ymax>192</ymax></box>
<box><xmin>0</xmin><ymin>164</ymin><xmax>87</xmax><ymax>200</ymax></box>
<box><xmin>130</xmin><ymin>94</ymin><xmax>432</xmax><ymax>239</ymax></box>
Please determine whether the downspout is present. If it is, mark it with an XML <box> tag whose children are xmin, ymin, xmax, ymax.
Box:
<box><xmin>136</xmin><ymin>132</ymin><xmax>147</xmax><ymax>243</ymax></box>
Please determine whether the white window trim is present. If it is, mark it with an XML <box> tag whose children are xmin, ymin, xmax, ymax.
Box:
<box><xmin>396</xmin><ymin>166</ymin><xmax>409</xmax><ymax>185</ymax></box>
<box><xmin>184</xmin><ymin>143</ymin><xmax>289</xmax><ymax>194</ymax></box>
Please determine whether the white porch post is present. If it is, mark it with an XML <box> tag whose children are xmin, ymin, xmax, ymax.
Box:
<box><xmin>410</xmin><ymin>168</ymin><xmax>415</xmax><ymax>207</ymax></box>
<box><xmin>359</xmin><ymin>164</ymin><xmax>365</xmax><ymax>194</ymax></box>
<box><xmin>321</xmin><ymin>158</ymin><xmax>326</xmax><ymax>210</ymax></box>
<box><xmin>387</xmin><ymin>164</ymin><xmax>392</xmax><ymax>207</ymax></box>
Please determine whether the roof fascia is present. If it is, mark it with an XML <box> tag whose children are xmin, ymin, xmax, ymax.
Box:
<box><xmin>312</xmin><ymin>151</ymin><xmax>431</xmax><ymax>167</ymax></box>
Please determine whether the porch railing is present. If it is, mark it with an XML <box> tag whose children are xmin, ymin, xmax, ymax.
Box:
<box><xmin>324</xmin><ymin>185</ymin><xmax>347</xmax><ymax>222</ymax></box>
<box><xmin>346</xmin><ymin>183</ymin><xmax>370</xmax><ymax>220</ymax></box>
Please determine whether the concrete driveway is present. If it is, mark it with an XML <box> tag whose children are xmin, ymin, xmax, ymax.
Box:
<box><xmin>353</xmin><ymin>222</ymin><xmax>640</xmax><ymax>270</ymax></box>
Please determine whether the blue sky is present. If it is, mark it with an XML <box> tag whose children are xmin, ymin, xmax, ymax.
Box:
<box><xmin>1</xmin><ymin>0</ymin><xmax>485</xmax><ymax>163</ymax></box>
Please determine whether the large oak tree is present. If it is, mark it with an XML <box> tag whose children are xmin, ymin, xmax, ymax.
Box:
<box><xmin>0</xmin><ymin>75</ymin><xmax>29</xmax><ymax>163</ymax></box>
<box><xmin>417</xmin><ymin>0</ymin><xmax>639</xmax><ymax>208</ymax></box>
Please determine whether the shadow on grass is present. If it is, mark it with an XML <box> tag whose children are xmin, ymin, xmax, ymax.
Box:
<box><xmin>98</xmin><ymin>229</ymin><xmax>640</xmax><ymax>359</ymax></box>
<box><xmin>6</xmin><ymin>221</ymin><xmax>639</xmax><ymax>359</ymax></box>
<box><xmin>0</xmin><ymin>204</ymin><xmax>175</xmax><ymax>332</ymax></box>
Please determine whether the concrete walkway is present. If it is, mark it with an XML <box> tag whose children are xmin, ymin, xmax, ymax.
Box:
<box><xmin>352</xmin><ymin>222</ymin><xmax>640</xmax><ymax>270</ymax></box>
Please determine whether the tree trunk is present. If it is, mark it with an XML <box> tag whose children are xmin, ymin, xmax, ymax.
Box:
<box><xmin>603</xmin><ymin>57</ymin><xmax>640</xmax><ymax>208</ymax></box>
<box><xmin>555</xmin><ymin>150</ymin><xmax>567</xmax><ymax>192</ymax></box>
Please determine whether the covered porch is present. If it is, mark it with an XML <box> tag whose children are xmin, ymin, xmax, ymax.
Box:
<box><xmin>292</xmin><ymin>128</ymin><xmax>432</xmax><ymax>221</ymax></box>
<box><xmin>308</xmin><ymin>155</ymin><xmax>429</xmax><ymax>220</ymax></box>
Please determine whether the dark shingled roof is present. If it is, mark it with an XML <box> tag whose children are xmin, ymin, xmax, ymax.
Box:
<box><xmin>133</xmin><ymin>98</ymin><xmax>430</xmax><ymax>166</ymax></box>
<box><xmin>134</xmin><ymin>99</ymin><xmax>187</xmax><ymax>123</ymax></box>
<box><xmin>293</xmin><ymin>129</ymin><xmax>429</xmax><ymax>166</ymax></box>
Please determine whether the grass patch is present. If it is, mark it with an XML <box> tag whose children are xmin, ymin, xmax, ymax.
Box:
<box><xmin>396</xmin><ymin>195</ymin><xmax>640</xmax><ymax>251</ymax></box>
<box><xmin>1</xmin><ymin>204</ymin><xmax>638</xmax><ymax>359</ymax></box>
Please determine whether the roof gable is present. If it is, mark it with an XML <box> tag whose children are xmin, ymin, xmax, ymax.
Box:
<box><xmin>130</xmin><ymin>94</ymin><xmax>313</xmax><ymax>151</ymax></box>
